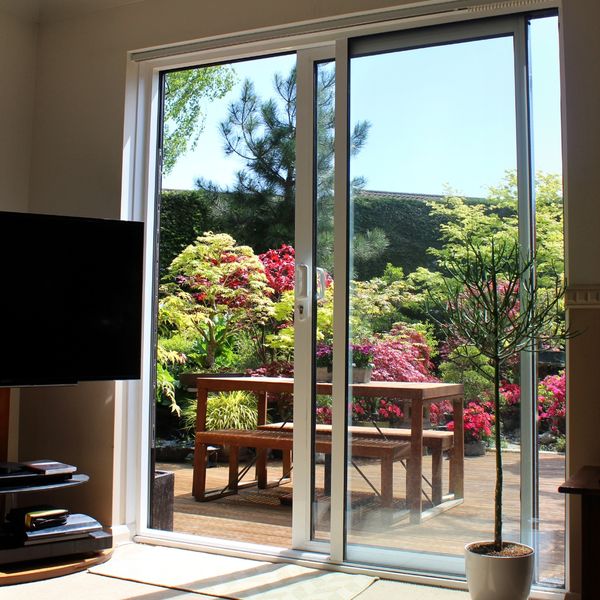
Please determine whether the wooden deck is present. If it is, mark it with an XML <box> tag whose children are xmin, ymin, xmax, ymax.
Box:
<box><xmin>157</xmin><ymin>450</ymin><xmax>565</xmax><ymax>587</ymax></box>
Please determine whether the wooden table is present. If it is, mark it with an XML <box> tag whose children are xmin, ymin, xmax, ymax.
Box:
<box><xmin>192</xmin><ymin>377</ymin><xmax>464</xmax><ymax>522</ymax></box>
<box><xmin>558</xmin><ymin>465</ymin><xmax>600</xmax><ymax>599</ymax></box>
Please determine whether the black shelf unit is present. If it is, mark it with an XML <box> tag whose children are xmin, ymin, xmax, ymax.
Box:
<box><xmin>0</xmin><ymin>474</ymin><xmax>112</xmax><ymax>569</ymax></box>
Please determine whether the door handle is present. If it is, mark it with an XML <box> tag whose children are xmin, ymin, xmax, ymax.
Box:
<box><xmin>295</xmin><ymin>263</ymin><xmax>310</xmax><ymax>322</ymax></box>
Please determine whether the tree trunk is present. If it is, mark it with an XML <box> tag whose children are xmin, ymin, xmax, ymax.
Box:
<box><xmin>494</xmin><ymin>356</ymin><xmax>503</xmax><ymax>551</ymax></box>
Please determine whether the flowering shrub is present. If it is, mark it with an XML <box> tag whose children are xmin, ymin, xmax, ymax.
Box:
<box><xmin>538</xmin><ymin>371</ymin><xmax>566</xmax><ymax>434</ymax></box>
<box><xmin>315</xmin><ymin>344</ymin><xmax>333</xmax><ymax>368</ymax></box>
<box><xmin>500</xmin><ymin>382</ymin><xmax>521</xmax><ymax>406</ymax></box>
<box><xmin>496</xmin><ymin>373</ymin><xmax>566</xmax><ymax>436</ymax></box>
<box><xmin>429</xmin><ymin>400</ymin><xmax>453</xmax><ymax>427</ymax></box>
<box><xmin>371</xmin><ymin>324</ymin><xmax>437</xmax><ymax>382</ymax></box>
<box><xmin>351</xmin><ymin>397</ymin><xmax>402</xmax><ymax>423</ymax></box>
<box><xmin>258</xmin><ymin>244</ymin><xmax>295</xmax><ymax>296</ymax></box>
<box><xmin>448</xmin><ymin>401</ymin><xmax>494</xmax><ymax>443</ymax></box>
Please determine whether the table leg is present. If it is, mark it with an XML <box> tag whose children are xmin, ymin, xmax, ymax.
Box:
<box><xmin>324</xmin><ymin>454</ymin><xmax>331</xmax><ymax>496</ymax></box>
<box><xmin>282</xmin><ymin>447</ymin><xmax>292</xmax><ymax>480</ymax></box>
<box><xmin>228</xmin><ymin>446</ymin><xmax>240</xmax><ymax>492</ymax></box>
<box><xmin>192</xmin><ymin>387</ymin><xmax>209</xmax><ymax>500</ymax></box>
<box><xmin>192</xmin><ymin>444</ymin><xmax>208</xmax><ymax>500</ymax></box>
<box><xmin>257</xmin><ymin>448</ymin><xmax>268</xmax><ymax>488</ymax></box>
<box><xmin>381</xmin><ymin>454</ymin><xmax>393</xmax><ymax>508</ymax></box>
<box><xmin>256</xmin><ymin>392</ymin><xmax>268</xmax><ymax>486</ymax></box>
<box><xmin>450</xmin><ymin>396</ymin><xmax>464</xmax><ymax>499</ymax></box>
<box><xmin>432</xmin><ymin>445</ymin><xmax>443</xmax><ymax>505</ymax></box>
<box><xmin>408</xmin><ymin>398</ymin><xmax>424</xmax><ymax>523</ymax></box>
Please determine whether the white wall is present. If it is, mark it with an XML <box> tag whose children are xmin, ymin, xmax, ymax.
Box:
<box><xmin>6</xmin><ymin>0</ymin><xmax>600</xmax><ymax>594</ymax></box>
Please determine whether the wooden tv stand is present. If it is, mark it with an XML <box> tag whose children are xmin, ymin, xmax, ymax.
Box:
<box><xmin>0</xmin><ymin>389</ymin><xmax>112</xmax><ymax>585</ymax></box>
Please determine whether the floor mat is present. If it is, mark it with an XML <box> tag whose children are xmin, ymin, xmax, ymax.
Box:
<box><xmin>90</xmin><ymin>543</ymin><xmax>377</xmax><ymax>600</ymax></box>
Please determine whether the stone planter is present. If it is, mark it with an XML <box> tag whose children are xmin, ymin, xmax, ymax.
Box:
<box><xmin>151</xmin><ymin>470</ymin><xmax>174</xmax><ymax>531</ymax></box>
<box><xmin>465</xmin><ymin>541</ymin><xmax>534</xmax><ymax>600</ymax></box>
<box><xmin>464</xmin><ymin>440</ymin><xmax>487</xmax><ymax>457</ymax></box>
<box><xmin>352</xmin><ymin>367</ymin><xmax>372</xmax><ymax>383</ymax></box>
<box><xmin>316</xmin><ymin>366</ymin><xmax>332</xmax><ymax>382</ymax></box>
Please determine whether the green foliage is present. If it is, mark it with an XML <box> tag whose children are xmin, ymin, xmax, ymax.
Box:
<box><xmin>159</xmin><ymin>232</ymin><xmax>274</xmax><ymax>374</ymax></box>
<box><xmin>182</xmin><ymin>391</ymin><xmax>259</xmax><ymax>432</ymax></box>
<box><xmin>158</xmin><ymin>190</ymin><xmax>219</xmax><ymax>277</ymax></box>
<box><xmin>353</xmin><ymin>194</ymin><xmax>446</xmax><ymax>279</ymax></box>
<box><xmin>162</xmin><ymin>66</ymin><xmax>236</xmax><ymax>175</ymax></box>
<box><xmin>439</xmin><ymin>346</ymin><xmax>493</xmax><ymax>402</ymax></box>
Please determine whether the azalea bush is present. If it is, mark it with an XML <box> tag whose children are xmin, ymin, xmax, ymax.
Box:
<box><xmin>447</xmin><ymin>401</ymin><xmax>495</xmax><ymax>443</ymax></box>
<box><xmin>538</xmin><ymin>371</ymin><xmax>566</xmax><ymax>435</ymax></box>
<box><xmin>371</xmin><ymin>323</ymin><xmax>437</xmax><ymax>382</ymax></box>
<box><xmin>352</xmin><ymin>397</ymin><xmax>402</xmax><ymax>423</ymax></box>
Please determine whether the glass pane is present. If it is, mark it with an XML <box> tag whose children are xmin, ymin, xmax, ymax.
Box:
<box><xmin>152</xmin><ymin>53</ymin><xmax>297</xmax><ymax>546</ymax></box>
<box><xmin>346</xmin><ymin>34</ymin><xmax>519</xmax><ymax>574</ymax></box>
<box><xmin>531</xmin><ymin>15</ymin><xmax>565</xmax><ymax>588</ymax></box>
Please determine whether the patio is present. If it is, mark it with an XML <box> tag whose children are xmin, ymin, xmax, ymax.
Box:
<box><xmin>157</xmin><ymin>448</ymin><xmax>565</xmax><ymax>587</ymax></box>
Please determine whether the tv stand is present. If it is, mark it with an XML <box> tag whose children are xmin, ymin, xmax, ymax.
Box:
<box><xmin>0</xmin><ymin>390</ymin><xmax>112</xmax><ymax>584</ymax></box>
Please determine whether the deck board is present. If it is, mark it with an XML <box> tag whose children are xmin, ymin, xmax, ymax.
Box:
<box><xmin>157</xmin><ymin>450</ymin><xmax>564</xmax><ymax>587</ymax></box>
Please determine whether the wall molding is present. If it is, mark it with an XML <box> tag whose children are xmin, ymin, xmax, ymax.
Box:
<box><xmin>565</xmin><ymin>285</ymin><xmax>600</xmax><ymax>309</ymax></box>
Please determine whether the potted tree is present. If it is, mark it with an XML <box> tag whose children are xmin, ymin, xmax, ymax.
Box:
<box><xmin>432</xmin><ymin>237</ymin><xmax>568</xmax><ymax>600</ymax></box>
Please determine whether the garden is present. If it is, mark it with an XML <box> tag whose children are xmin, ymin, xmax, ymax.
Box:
<box><xmin>155</xmin><ymin>171</ymin><xmax>567</xmax><ymax>457</ymax></box>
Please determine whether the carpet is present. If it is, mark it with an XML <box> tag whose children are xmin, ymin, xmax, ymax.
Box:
<box><xmin>90</xmin><ymin>543</ymin><xmax>377</xmax><ymax>599</ymax></box>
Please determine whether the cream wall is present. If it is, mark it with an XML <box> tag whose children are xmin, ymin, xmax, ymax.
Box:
<box><xmin>0</xmin><ymin>9</ymin><xmax>36</xmax><ymax>211</ymax></box>
<box><xmin>0</xmin><ymin>6</ymin><xmax>38</xmax><ymax>463</ymax></box>
<box><xmin>5</xmin><ymin>0</ymin><xmax>600</xmax><ymax>594</ymax></box>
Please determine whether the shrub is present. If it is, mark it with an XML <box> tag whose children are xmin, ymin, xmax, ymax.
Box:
<box><xmin>258</xmin><ymin>244</ymin><xmax>295</xmax><ymax>296</ymax></box>
<box><xmin>183</xmin><ymin>390</ymin><xmax>259</xmax><ymax>432</ymax></box>
<box><xmin>538</xmin><ymin>371</ymin><xmax>566</xmax><ymax>435</ymax></box>
<box><xmin>448</xmin><ymin>401</ymin><xmax>494</xmax><ymax>443</ymax></box>
<box><xmin>371</xmin><ymin>323</ymin><xmax>437</xmax><ymax>382</ymax></box>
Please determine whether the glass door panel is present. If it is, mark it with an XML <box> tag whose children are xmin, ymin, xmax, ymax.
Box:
<box><xmin>344</xmin><ymin>26</ymin><xmax>520</xmax><ymax>574</ymax></box>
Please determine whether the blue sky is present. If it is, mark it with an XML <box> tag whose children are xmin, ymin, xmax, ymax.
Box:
<box><xmin>163</xmin><ymin>17</ymin><xmax>561</xmax><ymax>198</ymax></box>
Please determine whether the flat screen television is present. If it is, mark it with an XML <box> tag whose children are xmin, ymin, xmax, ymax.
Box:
<box><xmin>0</xmin><ymin>210</ymin><xmax>144</xmax><ymax>387</ymax></box>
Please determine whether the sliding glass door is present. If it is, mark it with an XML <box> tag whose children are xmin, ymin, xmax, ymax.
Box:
<box><xmin>293</xmin><ymin>12</ymin><xmax>564</xmax><ymax>587</ymax></box>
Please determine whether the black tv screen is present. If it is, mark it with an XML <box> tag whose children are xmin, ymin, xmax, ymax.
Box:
<box><xmin>0</xmin><ymin>211</ymin><xmax>144</xmax><ymax>387</ymax></box>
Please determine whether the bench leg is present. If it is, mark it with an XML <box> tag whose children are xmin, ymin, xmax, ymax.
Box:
<box><xmin>432</xmin><ymin>447</ymin><xmax>443</xmax><ymax>505</ymax></box>
<box><xmin>228</xmin><ymin>446</ymin><xmax>240</xmax><ymax>492</ymax></box>
<box><xmin>192</xmin><ymin>443</ymin><xmax>208</xmax><ymax>500</ymax></box>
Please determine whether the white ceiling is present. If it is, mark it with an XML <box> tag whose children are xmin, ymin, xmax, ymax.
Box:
<box><xmin>1</xmin><ymin>0</ymin><xmax>146</xmax><ymax>22</ymax></box>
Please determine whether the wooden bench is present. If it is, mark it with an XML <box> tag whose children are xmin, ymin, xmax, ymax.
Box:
<box><xmin>259</xmin><ymin>423</ymin><xmax>454</xmax><ymax>505</ymax></box>
<box><xmin>194</xmin><ymin>428</ymin><xmax>409</xmax><ymax>507</ymax></box>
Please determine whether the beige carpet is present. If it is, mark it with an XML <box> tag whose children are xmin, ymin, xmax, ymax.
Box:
<box><xmin>90</xmin><ymin>543</ymin><xmax>377</xmax><ymax>599</ymax></box>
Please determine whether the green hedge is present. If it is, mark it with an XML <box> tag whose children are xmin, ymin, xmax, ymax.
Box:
<box><xmin>160</xmin><ymin>189</ymin><xmax>455</xmax><ymax>280</ymax></box>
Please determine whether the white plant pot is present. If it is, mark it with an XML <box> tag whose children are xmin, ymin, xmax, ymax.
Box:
<box><xmin>465</xmin><ymin>541</ymin><xmax>534</xmax><ymax>600</ymax></box>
